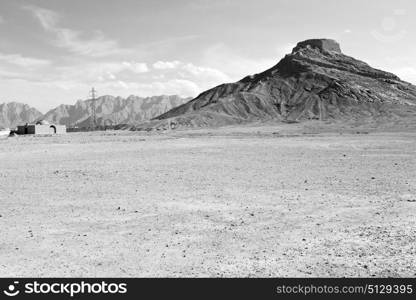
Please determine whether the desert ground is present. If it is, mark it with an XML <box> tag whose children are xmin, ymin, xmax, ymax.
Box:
<box><xmin>0</xmin><ymin>121</ymin><xmax>415</xmax><ymax>277</ymax></box>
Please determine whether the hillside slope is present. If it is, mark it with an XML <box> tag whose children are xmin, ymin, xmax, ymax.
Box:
<box><xmin>142</xmin><ymin>39</ymin><xmax>416</xmax><ymax>130</ymax></box>
<box><xmin>0</xmin><ymin>102</ymin><xmax>42</xmax><ymax>128</ymax></box>
<box><xmin>41</xmin><ymin>95</ymin><xmax>190</xmax><ymax>127</ymax></box>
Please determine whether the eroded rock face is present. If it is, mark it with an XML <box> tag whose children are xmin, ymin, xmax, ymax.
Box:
<box><xmin>0</xmin><ymin>102</ymin><xmax>42</xmax><ymax>128</ymax></box>
<box><xmin>292</xmin><ymin>39</ymin><xmax>342</xmax><ymax>53</ymax></box>
<box><xmin>41</xmin><ymin>95</ymin><xmax>190</xmax><ymax>127</ymax></box>
<box><xmin>149</xmin><ymin>38</ymin><xmax>416</xmax><ymax>129</ymax></box>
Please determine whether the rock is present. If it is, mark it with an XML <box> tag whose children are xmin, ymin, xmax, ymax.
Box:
<box><xmin>0</xmin><ymin>102</ymin><xmax>42</xmax><ymax>128</ymax></box>
<box><xmin>292</xmin><ymin>39</ymin><xmax>342</xmax><ymax>53</ymax></box>
<box><xmin>40</xmin><ymin>95</ymin><xmax>190</xmax><ymax>127</ymax></box>
<box><xmin>143</xmin><ymin>38</ymin><xmax>416</xmax><ymax>129</ymax></box>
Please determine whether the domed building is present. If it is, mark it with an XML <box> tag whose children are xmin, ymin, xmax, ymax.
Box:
<box><xmin>36</xmin><ymin>120</ymin><xmax>50</xmax><ymax>125</ymax></box>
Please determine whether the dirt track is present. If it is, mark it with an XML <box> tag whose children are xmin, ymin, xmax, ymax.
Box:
<box><xmin>0</xmin><ymin>124</ymin><xmax>415</xmax><ymax>277</ymax></box>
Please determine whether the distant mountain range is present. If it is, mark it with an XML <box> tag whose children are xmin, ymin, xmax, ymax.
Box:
<box><xmin>0</xmin><ymin>95</ymin><xmax>190</xmax><ymax>128</ymax></box>
<box><xmin>41</xmin><ymin>95</ymin><xmax>190</xmax><ymax>127</ymax></box>
<box><xmin>134</xmin><ymin>38</ymin><xmax>416</xmax><ymax>130</ymax></box>
<box><xmin>4</xmin><ymin>39</ymin><xmax>416</xmax><ymax>131</ymax></box>
<box><xmin>0</xmin><ymin>102</ymin><xmax>42</xmax><ymax>128</ymax></box>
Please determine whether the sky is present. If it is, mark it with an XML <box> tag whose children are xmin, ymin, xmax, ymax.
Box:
<box><xmin>0</xmin><ymin>0</ymin><xmax>415</xmax><ymax>112</ymax></box>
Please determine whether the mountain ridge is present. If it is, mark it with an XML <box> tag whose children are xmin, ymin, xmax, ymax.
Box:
<box><xmin>0</xmin><ymin>95</ymin><xmax>191</xmax><ymax>128</ymax></box>
<box><xmin>138</xmin><ymin>38</ymin><xmax>416</xmax><ymax>130</ymax></box>
<box><xmin>41</xmin><ymin>94</ymin><xmax>190</xmax><ymax>127</ymax></box>
<box><xmin>0</xmin><ymin>102</ymin><xmax>43</xmax><ymax>128</ymax></box>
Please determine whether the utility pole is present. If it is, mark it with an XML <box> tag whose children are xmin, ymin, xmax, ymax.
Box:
<box><xmin>90</xmin><ymin>87</ymin><xmax>97</xmax><ymax>130</ymax></box>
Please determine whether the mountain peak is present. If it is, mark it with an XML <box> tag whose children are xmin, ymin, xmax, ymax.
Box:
<box><xmin>149</xmin><ymin>39</ymin><xmax>416</xmax><ymax>130</ymax></box>
<box><xmin>0</xmin><ymin>102</ymin><xmax>42</xmax><ymax>128</ymax></box>
<box><xmin>41</xmin><ymin>95</ymin><xmax>190</xmax><ymax>127</ymax></box>
<box><xmin>292</xmin><ymin>39</ymin><xmax>342</xmax><ymax>54</ymax></box>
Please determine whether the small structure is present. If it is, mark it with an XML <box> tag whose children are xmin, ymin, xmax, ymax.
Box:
<box><xmin>0</xmin><ymin>128</ymin><xmax>10</xmax><ymax>139</ymax></box>
<box><xmin>16</xmin><ymin>120</ymin><xmax>66</xmax><ymax>135</ymax></box>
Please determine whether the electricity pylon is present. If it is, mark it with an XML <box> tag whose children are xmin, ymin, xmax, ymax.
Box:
<box><xmin>90</xmin><ymin>87</ymin><xmax>97</xmax><ymax>130</ymax></box>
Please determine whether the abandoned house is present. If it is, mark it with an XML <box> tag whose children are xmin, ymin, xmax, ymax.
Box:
<box><xmin>16</xmin><ymin>120</ymin><xmax>66</xmax><ymax>135</ymax></box>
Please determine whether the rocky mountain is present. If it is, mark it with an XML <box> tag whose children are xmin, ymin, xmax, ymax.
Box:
<box><xmin>143</xmin><ymin>39</ymin><xmax>416</xmax><ymax>129</ymax></box>
<box><xmin>41</xmin><ymin>95</ymin><xmax>190</xmax><ymax>127</ymax></box>
<box><xmin>0</xmin><ymin>102</ymin><xmax>43</xmax><ymax>128</ymax></box>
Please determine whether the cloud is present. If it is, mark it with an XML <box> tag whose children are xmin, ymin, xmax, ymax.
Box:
<box><xmin>0</xmin><ymin>15</ymin><xmax>5</xmax><ymax>24</ymax></box>
<box><xmin>51</xmin><ymin>78</ymin><xmax>199</xmax><ymax>100</ymax></box>
<box><xmin>23</xmin><ymin>5</ymin><xmax>128</xmax><ymax>57</ymax></box>
<box><xmin>201</xmin><ymin>43</ymin><xmax>279</xmax><ymax>81</ymax></box>
<box><xmin>121</xmin><ymin>62</ymin><xmax>149</xmax><ymax>73</ymax></box>
<box><xmin>152</xmin><ymin>60</ymin><xmax>230</xmax><ymax>87</ymax></box>
<box><xmin>148</xmin><ymin>44</ymin><xmax>295</xmax><ymax>88</ymax></box>
<box><xmin>143</xmin><ymin>35</ymin><xmax>200</xmax><ymax>49</ymax></box>
<box><xmin>0</xmin><ymin>69</ymin><xmax>23</xmax><ymax>79</ymax></box>
<box><xmin>105</xmin><ymin>79</ymin><xmax>200</xmax><ymax>97</ymax></box>
<box><xmin>0</xmin><ymin>61</ymin><xmax>202</xmax><ymax>112</ymax></box>
<box><xmin>57</xmin><ymin>60</ymin><xmax>223</xmax><ymax>96</ymax></box>
<box><xmin>180</xmin><ymin>63</ymin><xmax>231</xmax><ymax>84</ymax></box>
<box><xmin>153</xmin><ymin>60</ymin><xmax>181</xmax><ymax>70</ymax></box>
<box><xmin>13</xmin><ymin>58</ymin><xmax>208</xmax><ymax>101</ymax></box>
<box><xmin>57</xmin><ymin>61</ymin><xmax>149</xmax><ymax>83</ymax></box>
<box><xmin>24</xmin><ymin>5</ymin><xmax>58</xmax><ymax>29</ymax></box>
<box><xmin>144</xmin><ymin>79</ymin><xmax>200</xmax><ymax>96</ymax></box>
<box><xmin>0</xmin><ymin>52</ymin><xmax>51</xmax><ymax>68</ymax></box>
<box><xmin>182</xmin><ymin>63</ymin><xmax>223</xmax><ymax>76</ymax></box>
<box><xmin>189</xmin><ymin>0</ymin><xmax>238</xmax><ymax>10</ymax></box>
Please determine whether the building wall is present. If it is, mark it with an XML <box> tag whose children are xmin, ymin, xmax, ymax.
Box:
<box><xmin>48</xmin><ymin>125</ymin><xmax>66</xmax><ymax>134</ymax></box>
<box><xmin>34</xmin><ymin>125</ymin><xmax>55</xmax><ymax>135</ymax></box>
<box><xmin>16</xmin><ymin>125</ymin><xmax>67</xmax><ymax>135</ymax></box>
<box><xmin>17</xmin><ymin>125</ymin><xmax>35</xmax><ymax>134</ymax></box>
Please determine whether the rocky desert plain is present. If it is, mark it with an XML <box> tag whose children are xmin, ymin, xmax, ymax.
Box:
<box><xmin>0</xmin><ymin>119</ymin><xmax>415</xmax><ymax>277</ymax></box>
<box><xmin>1</xmin><ymin>39</ymin><xmax>416</xmax><ymax>277</ymax></box>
